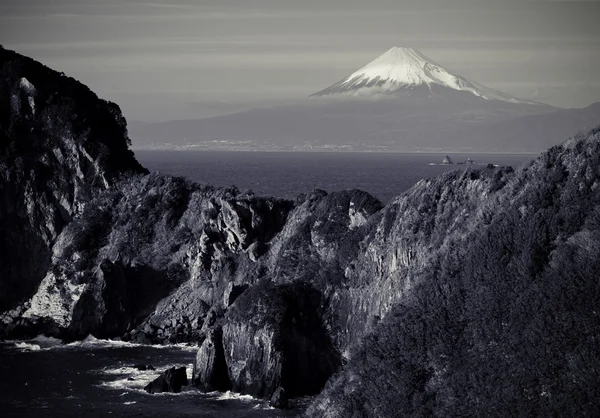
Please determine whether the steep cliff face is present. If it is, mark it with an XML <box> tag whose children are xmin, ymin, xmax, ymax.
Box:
<box><xmin>307</xmin><ymin>127</ymin><xmax>600</xmax><ymax>417</ymax></box>
<box><xmin>327</xmin><ymin>166</ymin><xmax>515</xmax><ymax>353</ymax></box>
<box><xmin>0</xmin><ymin>47</ymin><xmax>146</xmax><ymax>312</ymax></box>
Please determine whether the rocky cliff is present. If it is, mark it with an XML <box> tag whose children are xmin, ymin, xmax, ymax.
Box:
<box><xmin>306</xmin><ymin>127</ymin><xmax>600</xmax><ymax>417</ymax></box>
<box><xmin>0</xmin><ymin>47</ymin><xmax>146</xmax><ymax>313</ymax></box>
<box><xmin>2</xmin><ymin>48</ymin><xmax>600</xmax><ymax>414</ymax></box>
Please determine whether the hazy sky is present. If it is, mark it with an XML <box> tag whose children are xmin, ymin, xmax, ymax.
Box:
<box><xmin>2</xmin><ymin>0</ymin><xmax>600</xmax><ymax>121</ymax></box>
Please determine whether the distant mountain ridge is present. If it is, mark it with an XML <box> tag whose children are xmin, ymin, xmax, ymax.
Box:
<box><xmin>127</xmin><ymin>46</ymin><xmax>600</xmax><ymax>153</ymax></box>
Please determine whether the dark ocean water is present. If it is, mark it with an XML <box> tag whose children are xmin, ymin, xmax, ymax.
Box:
<box><xmin>135</xmin><ymin>151</ymin><xmax>537</xmax><ymax>203</ymax></box>
<box><xmin>0</xmin><ymin>337</ymin><xmax>303</xmax><ymax>417</ymax></box>
<box><xmin>2</xmin><ymin>152</ymin><xmax>538</xmax><ymax>417</ymax></box>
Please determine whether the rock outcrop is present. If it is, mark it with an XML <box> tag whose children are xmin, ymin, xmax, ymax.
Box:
<box><xmin>9</xmin><ymin>174</ymin><xmax>293</xmax><ymax>340</ymax></box>
<box><xmin>192</xmin><ymin>327</ymin><xmax>231</xmax><ymax>392</ymax></box>
<box><xmin>223</xmin><ymin>281</ymin><xmax>342</xmax><ymax>399</ymax></box>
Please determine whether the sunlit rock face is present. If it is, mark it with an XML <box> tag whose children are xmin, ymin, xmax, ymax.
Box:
<box><xmin>13</xmin><ymin>173</ymin><xmax>294</xmax><ymax>340</ymax></box>
<box><xmin>0</xmin><ymin>47</ymin><xmax>146</xmax><ymax>312</ymax></box>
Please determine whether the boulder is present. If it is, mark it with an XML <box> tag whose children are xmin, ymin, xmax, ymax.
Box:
<box><xmin>269</xmin><ymin>386</ymin><xmax>288</xmax><ymax>409</ymax></box>
<box><xmin>144</xmin><ymin>367</ymin><xmax>188</xmax><ymax>394</ymax></box>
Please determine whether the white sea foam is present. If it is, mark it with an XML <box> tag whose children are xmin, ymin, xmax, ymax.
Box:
<box><xmin>253</xmin><ymin>403</ymin><xmax>275</xmax><ymax>410</ymax></box>
<box><xmin>9</xmin><ymin>334</ymin><xmax>196</xmax><ymax>353</ymax></box>
<box><xmin>14</xmin><ymin>342</ymin><xmax>41</xmax><ymax>351</ymax></box>
<box><xmin>30</xmin><ymin>335</ymin><xmax>63</xmax><ymax>348</ymax></box>
<box><xmin>216</xmin><ymin>391</ymin><xmax>257</xmax><ymax>402</ymax></box>
<box><xmin>66</xmin><ymin>335</ymin><xmax>197</xmax><ymax>352</ymax></box>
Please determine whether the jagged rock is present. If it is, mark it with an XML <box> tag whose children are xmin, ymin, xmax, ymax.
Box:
<box><xmin>442</xmin><ymin>155</ymin><xmax>454</xmax><ymax>164</ymax></box>
<box><xmin>269</xmin><ymin>387</ymin><xmax>288</xmax><ymax>409</ymax></box>
<box><xmin>7</xmin><ymin>173</ymin><xmax>293</xmax><ymax>340</ymax></box>
<box><xmin>135</xmin><ymin>282</ymin><xmax>211</xmax><ymax>344</ymax></box>
<box><xmin>144</xmin><ymin>367</ymin><xmax>188</xmax><ymax>394</ymax></box>
<box><xmin>200</xmin><ymin>307</ymin><xmax>223</xmax><ymax>333</ymax></box>
<box><xmin>306</xmin><ymin>128</ymin><xmax>600</xmax><ymax>417</ymax></box>
<box><xmin>192</xmin><ymin>327</ymin><xmax>231</xmax><ymax>391</ymax></box>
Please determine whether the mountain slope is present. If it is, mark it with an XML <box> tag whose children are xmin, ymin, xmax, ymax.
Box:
<box><xmin>311</xmin><ymin>47</ymin><xmax>529</xmax><ymax>103</ymax></box>
<box><xmin>129</xmin><ymin>93</ymin><xmax>560</xmax><ymax>152</ymax></box>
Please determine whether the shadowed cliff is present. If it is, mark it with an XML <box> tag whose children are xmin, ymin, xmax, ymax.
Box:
<box><xmin>0</xmin><ymin>46</ymin><xmax>146</xmax><ymax>312</ymax></box>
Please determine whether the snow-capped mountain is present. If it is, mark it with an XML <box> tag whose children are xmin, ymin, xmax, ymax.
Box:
<box><xmin>312</xmin><ymin>47</ymin><xmax>527</xmax><ymax>103</ymax></box>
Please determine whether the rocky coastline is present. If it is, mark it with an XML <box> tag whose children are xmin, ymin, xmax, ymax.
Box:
<box><xmin>2</xmin><ymin>46</ymin><xmax>600</xmax><ymax>415</ymax></box>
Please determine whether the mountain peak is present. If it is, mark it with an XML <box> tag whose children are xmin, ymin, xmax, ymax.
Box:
<box><xmin>377</xmin><ymin>46</ymin><xmax>427</xmax><ymax>61</ymax></box>
<box><xmin>311</xmin><ymin>47</ymin><xmax>528</xmax><ymax>103</ymax></box>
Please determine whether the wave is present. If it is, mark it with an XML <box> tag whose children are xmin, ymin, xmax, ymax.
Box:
<box><xmin>8</xmin><ymin>334</ymin><xmax>198</xmax><ymax>353</ymax></box>
<box><xmin>30</xmin><ymin>335</ymin><xmax>63</xmax><ymax>346</ymax></box>
<box><xmin>5</xmin><ymin>335</ymin><xmax>63</xmax><ymax>351</ymax></box>
<box><xmin>215</xmin><ymin>391</ymin><xmax>258</xmax><ymax>402</ymax></box>
<box><xmin>14</xmin><ymin>342</ymin><xmax>41</xmax><ymax>351</ymax></box>
<box><xmin>66</xmin><ymin>335</ymin><xmax>198</xmax><ymax>352</ymax></box>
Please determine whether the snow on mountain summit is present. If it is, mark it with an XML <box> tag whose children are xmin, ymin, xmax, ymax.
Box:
<box><xmin>312</xmin><ymin>47</ymin><xmax>527</xmax><ymax>103</ymax></box>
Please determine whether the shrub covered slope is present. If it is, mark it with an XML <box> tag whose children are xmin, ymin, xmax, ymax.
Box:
<box><xmin>307</xmin><ymin>127</ymin><xmax>600</xmax><ymax>417</ymax></box>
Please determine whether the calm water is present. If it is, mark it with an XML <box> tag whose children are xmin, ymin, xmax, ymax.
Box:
<box><xmin>135</xmin><ymin>151</ymin><xmax>537</xmax><ymax>203</ymax></box>
<box><xmin>0</xmin><ymin>337</ymin><xmax>303</xmax><ymax>417</ymax></box>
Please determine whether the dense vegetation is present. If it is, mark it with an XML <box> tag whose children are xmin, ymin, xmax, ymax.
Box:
<box><xmin>307</xmin><ymin>127</ymin><xmax>600</xmax><ymax>417</ymax></box>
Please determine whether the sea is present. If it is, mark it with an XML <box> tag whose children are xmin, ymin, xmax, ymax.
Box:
<box><xmin>1</xmin><ymin>152</ymin><xmax>536</xmax><ymax>417</ymax></box>
<box><xmin>135</xmin><ymin>151</ymin><xmax>536</xmax><ymax>203</ymax></box>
